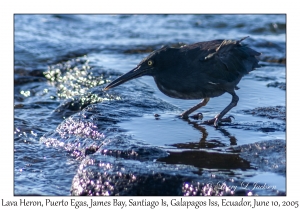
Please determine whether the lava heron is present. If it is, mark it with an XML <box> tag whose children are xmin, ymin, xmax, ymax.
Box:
<box><xmin>104</xmin><ymin>36</ymin><xmax>261</xmax><ymax>126</ymax></box>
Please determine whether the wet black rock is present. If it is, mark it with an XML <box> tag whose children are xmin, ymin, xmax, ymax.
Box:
<box><xmin>231</xmin><ymin>139</ymin><xmax>286</xmax><ymax>175</ymax></box>
<box><xmin>229</xmin><ymin>121</ymin><xmax>286</xmax><ymax>133</ymax></box>
<box><xmin>243</xmin><ymin>106</ymin><xmax>286</xmax><ymax>121</ymax></box>
<box><xmin>70</xmin><ymin>155</ymin><xmax>194</xmax><ymax>196</ymax></box>
<box><xmin>267</xmin><ymin>81</ymin><xmax>286</xmax><ymax>90</ymax></box>
<box><xmin>14</xmin><ymin>68</ymin><xmax>48</xmax><ymax>86</ymax></box>
<box><xmin>14</xmin><ymin>76</ymin><xmax>47</xmax><ymax>85</ymax></box>
<box><xmin>254</xmin><ymin>75</ymin><xmax>276</xmax><ymax>81</ymax></box>
<box><xmin>260</xmin><ymin>56</ymin><xmax>286</xmax><ymax>64</ymax></box>
<box><xmin>124</xmin><ymin>46</ymin><xmax>155</xmax><ymax>54</ymax></box>
<box><xmin>154</xmin><ymin>113</ymin><xmax>160</xmax><ymax>118</ymax></box>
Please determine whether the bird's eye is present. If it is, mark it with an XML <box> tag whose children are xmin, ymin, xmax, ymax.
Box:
<box><xmin>148</xmin><ymin>60</ymin><xmax>153</xmax><ymax>66</ymax></box>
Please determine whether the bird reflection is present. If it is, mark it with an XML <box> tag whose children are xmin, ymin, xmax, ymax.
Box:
<box><xmin>179</xmin><ymin>116</ymin><xmax>237</xmax><ymax>149</ymax></box>
<box><xmin>157</xmin><ymin>117</ymin><xmax>247</xmax><ymax>171</ymax></box>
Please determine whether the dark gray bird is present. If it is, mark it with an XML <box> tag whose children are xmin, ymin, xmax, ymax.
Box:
<box><xmin>104</xmin><ymin>36</ymin><xmax>261</xmax><ymax>126</ymax></box>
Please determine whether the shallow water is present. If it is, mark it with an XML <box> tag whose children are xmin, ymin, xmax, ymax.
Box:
<box><xmin>14</xmin><ymin>14</ymin><xmax>286</xmax><ymax>196</ymax></box>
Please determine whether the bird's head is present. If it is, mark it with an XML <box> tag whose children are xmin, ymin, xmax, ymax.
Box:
<box><xmin>103</xmin><ymin>46</ymin><xmax>177</xmax><ymax>91</ymax></box>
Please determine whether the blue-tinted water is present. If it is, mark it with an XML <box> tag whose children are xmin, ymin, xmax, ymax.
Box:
<box><xmin>14</xmin><ymin>14</ymin><xmax>286</xmax><ymax>196</ymax></box>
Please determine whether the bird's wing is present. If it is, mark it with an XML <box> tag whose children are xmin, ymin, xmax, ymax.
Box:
<box><xmin>184</xmin><ymin>37</ymin><xmax>261</xmax><ymax>84</ymax></box>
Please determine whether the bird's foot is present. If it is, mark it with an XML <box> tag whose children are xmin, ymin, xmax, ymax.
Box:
<box><xmin>203</xmin><ymin>115</ymin><xmax>234</xmax><ymax>127</ymax></box>
<box><xmin>191</xmin><ymin>112</ymin><xmax>203</xmax><ymax>120</ymax></box>
<box><xmin>180</xmin><ymin>112</ymin><xmax>203</xmax><ymax>120</ymax></box>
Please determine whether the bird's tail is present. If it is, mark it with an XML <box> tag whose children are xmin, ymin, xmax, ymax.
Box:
<box><xmin>216</xmin><ymin>36</ymin><xmax>261</xmax><ymax>74</ymax></box>
<box><xmin>238</xmin><ymin>37</ymin><xmax>261</xmax><ymax>72</ymax></box>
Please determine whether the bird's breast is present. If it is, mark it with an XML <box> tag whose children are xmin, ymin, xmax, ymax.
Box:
<box><xmin>154</xmin><ymin>79</ymin><xmax>206</xmax><ymax>99</ymax></box>
<box><xmin>154</xmin><ymin>77</ymin><xmax>226</xmax><ymax>99</ymax></box>
<box><xmin>156</xmin><ymin>83</ymin><xmax>193</xmax><ymax>99</ymax></box>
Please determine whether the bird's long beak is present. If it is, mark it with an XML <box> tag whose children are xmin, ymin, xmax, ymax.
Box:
<box><xmin>104</xmin><ymin>65</ymin><xmax>152</xmax><ymax>91</ymax></box>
